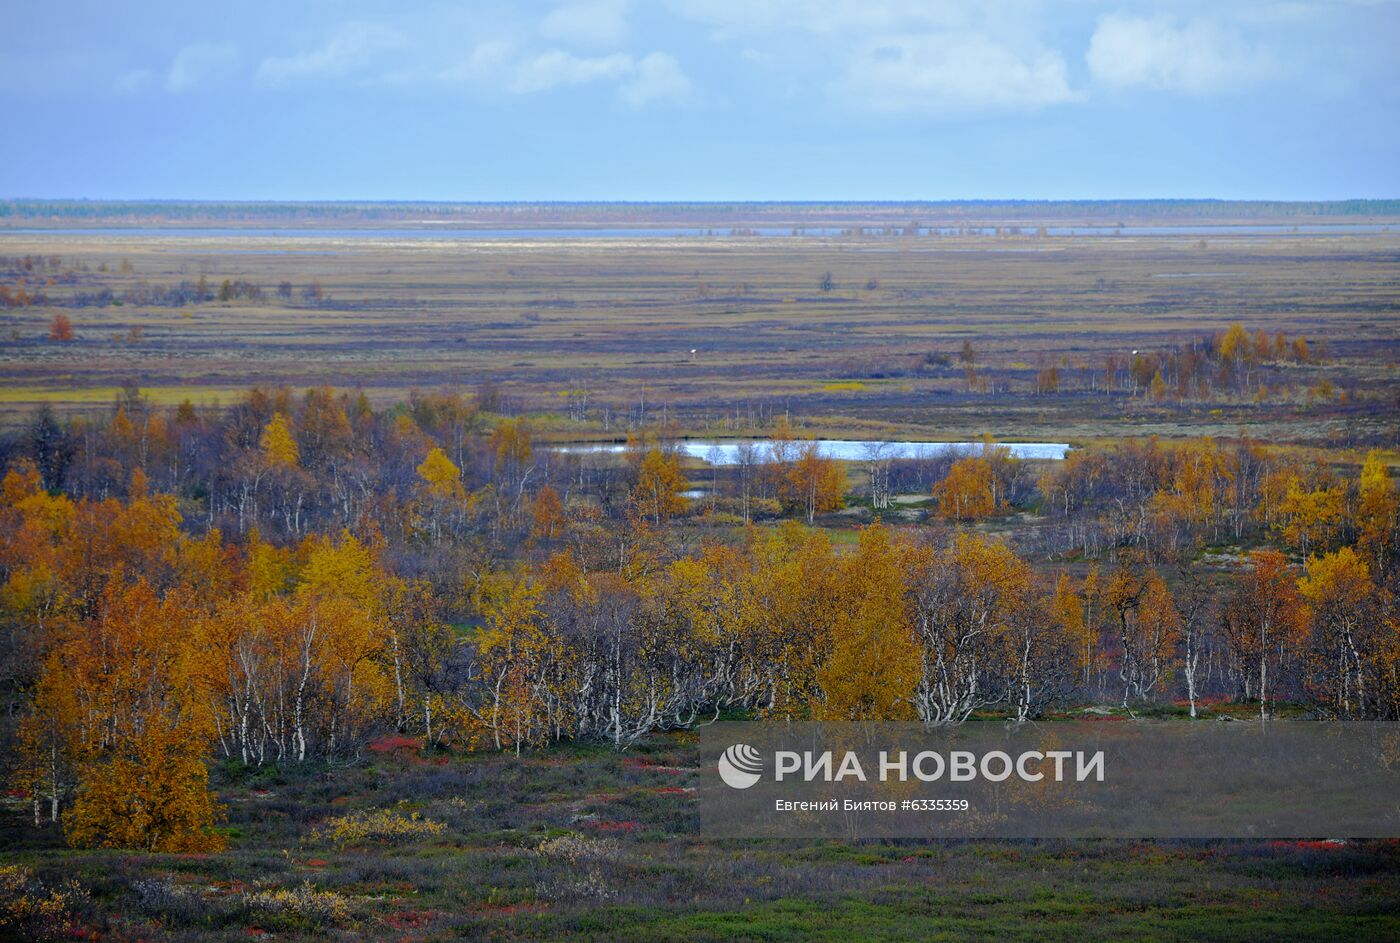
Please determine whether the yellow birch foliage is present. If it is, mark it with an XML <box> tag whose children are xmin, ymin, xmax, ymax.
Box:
<box><xmin>1277</xmin><ymin>480</ymin><xmax>1345</xmax><ymax>555</ymax></box>
<box><xmin>417</xmin><ymin>447</ymin><xmax>465</xmax><ymax>500</ymax></box>
<box><xmin>784</xmin><ymin>442</ymin><xmax>845</xmax><ymax>522</ymax></box>
<box><xmin>1051</xmin><ymin>572</ymin><xmax>1087</xmax><ymax>670</ymax></box>
<box><xmin>260</xmin><ymin>412</ymin><xmax>300</xmax><ymax>468</ymax></box>
<box><xmin>744</xmin><ymin>523</ymin><xmax>839</xmax><ymax>718</ymax></box>
<box><xmin>934</xmin><ymin>457</ymin><xmax>997</xmax><ymax>521</ymax></box>
<box><xmin>1298</xmin><ymin>546</ymin><xmax>1378</xmax><ymax>716</ymax></box>
<box><xmin>817</xmin><ymin>525</ymin><xmax>920</xmax><ymax>720</ymax></box>
<box><xmin>633</xmin><ymin>447</ymin><xmax>689</xmax><ymax>525</ymax></box>
<box><xmin>64</xmin><ymin>716</ymin><xmax>225</xmax><ymax>853</ymax></box>
<box><xmin>39</xmin><ymin>579</ymin><xmax>225</xmax><ymax>852</ymax></box>
<box><xmin>474</xmin><ymin>574</ymin><xmax>563</xmax><ymax>749</ymax></box>
<box><xmin>1357</xmin><ymin>451</ymin><xmax>1398</xmax><ymax>569</ymax></box>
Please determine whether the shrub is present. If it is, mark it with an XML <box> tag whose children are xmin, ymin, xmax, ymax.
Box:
<box><xmin>534</xmin><ymin>866</ymin><xmax>617</xmax><ymax>903</ymax></box>
<box><xmin>0</xmin><ymin>865</ymin><xmax>87</xmax><ymax>942</ymax></box>
<box><xmin>64</xmin><ymin>720</ymin><xmax>226</xmax><ymax>853</ymax></box>
<box><xmin>312</xmin><ymin>808</ymin><xmax>446</xmax><ymax>848</ymax></box>
<box><xmin>47</xmin><ymin>314</ymin><xmax>74</xmax><ymax>342</ymax></box>
<box><xmin>244</xmin><ymin>881</ymin><xmax>350</xmax><ymax>927</ymax></box>
<box><xmin>131</xmin><ymin>878</ymin><xmax>210</xmax><ymax>924</ymax></box>
<box><xmin>536</xmin><ymin>834</ymin><xmax>622</xmax><ymax>863</ymax></box>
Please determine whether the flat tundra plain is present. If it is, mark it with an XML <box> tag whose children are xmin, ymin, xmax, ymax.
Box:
<box><xmin>3</xmin><ymin>229</ymin><xmax>1398</xmax><ymax>445</ymax></box>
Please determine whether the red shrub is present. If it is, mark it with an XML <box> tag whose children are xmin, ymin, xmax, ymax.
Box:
<box><xmin>1269</xmin><ymin>839</ymin><xmax>1347</xmax><ymax>851</ymax></box>
<box><xmin>368</xmin><ymin>735</ymin><xmax>422</xmax><ymax>753</ymax></box>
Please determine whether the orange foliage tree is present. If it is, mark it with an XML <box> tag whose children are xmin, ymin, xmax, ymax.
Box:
<box><xmin>37</xmin><ymin>578</ymin><xmax>225</xmax><ymax>852</ymax></box>
<box><xmin>908</xmin><ymin>532</ymin><xmax>1052</xmax><ymax>723</ymax></box>
<box><xmin>632</xmin><ymin>447</ymin><xmax>689</xmax><ymax>525</ymax></box>
<box><xmin>933</xmin><ymin>456</ymin><xmax>997</xmax><ymax>521</ymax></box>
<box><xmin>1222</xmin><ymin>550</ymin><xmax>1307</xmax><ymax>719</ymax></box>
<box><xmin>1298</xmin><ymin>547</ymin><xmax>1382</xmax><ymax>718</ymax></box>
<box><xmin>47</xmin><ymin>314</ymin><xmax>74</xmax><ymax>341</ymax></box>
<box><xmin>782</xmin><ymin>442</ymin><xmax>845</xmax><ymax>523</ymax></box>
<box><xmin>817</xmin><ymin>525</ymin><xmax>919</xmax><ymax>720</ymax></box>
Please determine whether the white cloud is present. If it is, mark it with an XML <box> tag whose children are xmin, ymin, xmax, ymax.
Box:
<box><xmin>668</xmin><ymin>2</ymin><xmax>1083</xmax><ymax>113</ymax></box>
<box><xmin>509</xmin><ymin>49</ymin><xmax>634</xmax><ymax>93</ymax></box>
<box><xmin>256</xmin><ymin>22</ymin><xmax>406</xmax><ymax>85</ymax></box>
<box><xmin>541</xmin><ymin>0</ymin><xmax>632</xmax><ymax>48</ymax></box>
<box><xmin>450</xmin><ymin>44</ymin><xmax>691</xmax><ymax>106</ymax></box>
<box><xmin>115</xmin><ymin>68</ymin><xmax>155</xmax><ymax>95</ymax></box>
<box><xmin>437</xmin><ymin>40</ymin><xmax>515</xmax><ymax>83</ymax></box>
<box><xmin>665</xmin><ymin>1</ymin><xmax>975</xmax><ymax>39</ymax></box>
<box><xmin>1087</xmin><ymin>14</ymin><xmax>1275</xmax><ymax>93</ymax></box>
<box><xmin>619</xmin><ymin>52</ymin><xmax>692</xmax><ymax>105</ymax></box>
<box><xmin>165</xmin><ymin>42</ymin><xmax>237</xmax><ymax>93</ymax></box>
<box><xmin>838</xmin><ymin>33</ymin><xmax>1080</xmax><ymax>112</ymax></box>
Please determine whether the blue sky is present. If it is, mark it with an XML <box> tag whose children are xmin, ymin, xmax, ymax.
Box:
<box><xmin>1</xmin><ymin>1</ymin><xmax>1397</xmax><ymax>200</ymax></box>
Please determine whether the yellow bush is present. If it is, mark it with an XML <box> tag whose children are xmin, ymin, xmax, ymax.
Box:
<box><xmin>245</xmin><ymin>881</ymin><xmax>350</xmax><ymax>926</ymax></box>
<box><xmin>64</xmin><ymin>720</ymin><xmax>225</xmax><ymax>854</ymax></box>
<box><xmin>0</xmin><ymin>865</ymin><xmax>86</xmax><ymax>942</ymax></box>
<box><xmin>313</xmin><ymin>808</ymin><xmax>446</xmax><ymax>848</ymax></box>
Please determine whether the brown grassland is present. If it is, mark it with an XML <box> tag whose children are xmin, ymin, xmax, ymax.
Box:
<box><xmin>2</xmin><ymin>227</ymin><xmax>1398</xmax><ymax>444</ymax></box>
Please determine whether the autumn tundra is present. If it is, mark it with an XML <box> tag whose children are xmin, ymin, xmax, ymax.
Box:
<box><xmin>0</xmin><ymin>193</ymin><xmax>1397</xmax><ymax>940</ymax></box>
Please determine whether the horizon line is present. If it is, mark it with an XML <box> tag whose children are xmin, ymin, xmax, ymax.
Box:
<box><xmin>5</xmin><ymin>196</ymin><xmax>1400</xmax><ymax>205</ymax></box>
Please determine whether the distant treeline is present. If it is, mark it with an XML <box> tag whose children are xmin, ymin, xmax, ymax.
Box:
<box><xmin>3</xmin><ymin>198</ymin><xmax>1398</xmax><ymax>229</ymax></box>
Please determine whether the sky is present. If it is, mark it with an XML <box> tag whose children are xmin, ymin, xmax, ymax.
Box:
<box><xmin>1</xmin><ymin>0</ymin><xmax>1397</xmax><ymax>201</ymax></box>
